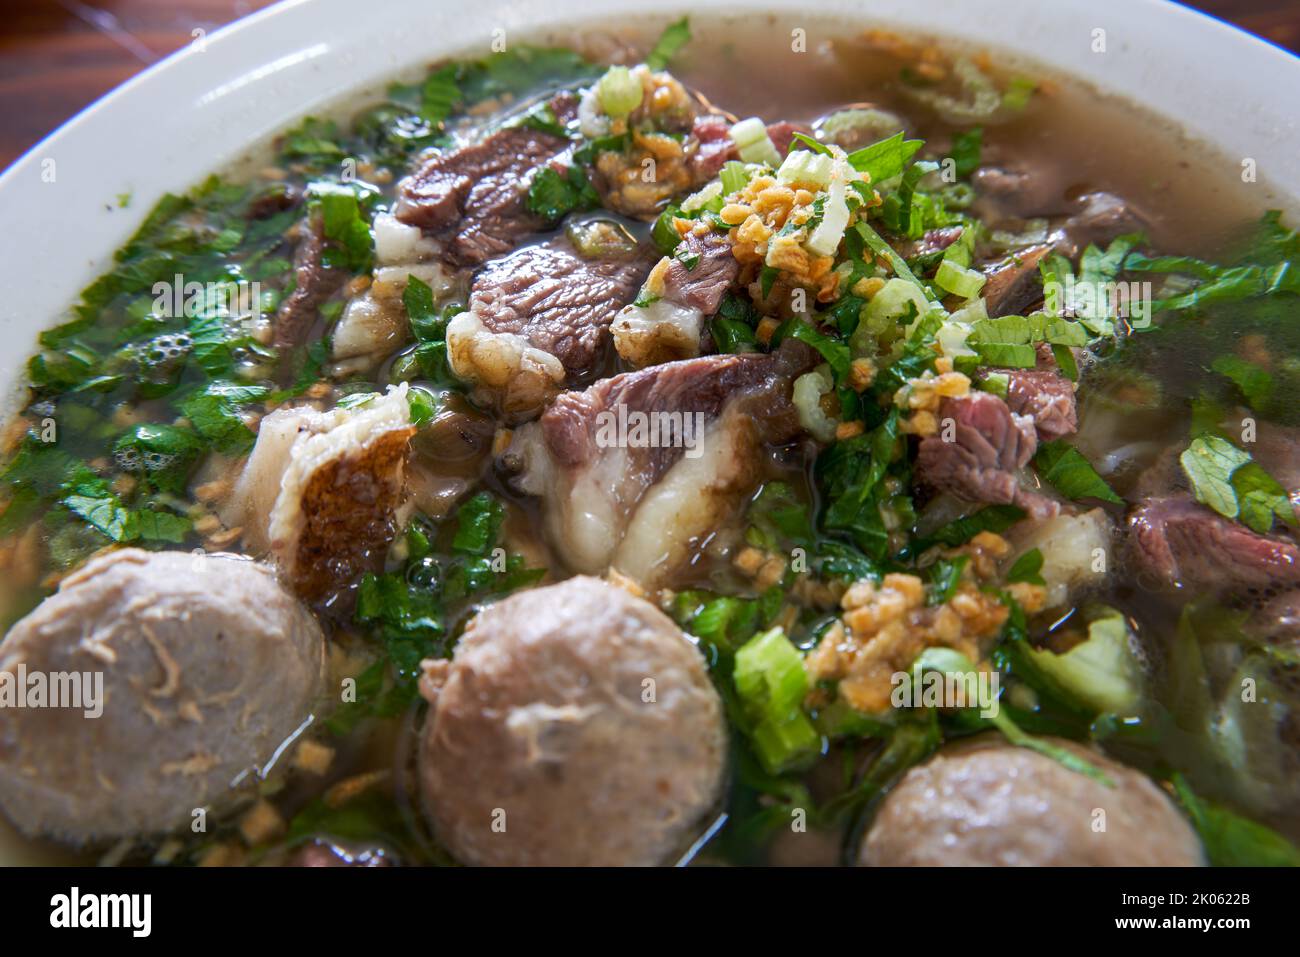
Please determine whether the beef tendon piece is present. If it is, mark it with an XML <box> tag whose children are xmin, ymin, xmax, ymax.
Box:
<box><xmin>509</xmin><ymin>345</ymin><xmax>812</xmax><ymax>586</ymax></box>
<box><xmin>447</xmin><ymin>238</ymin><xmax>650</xmax><ymax>419</ymax></box>
<box><xmin>859</xmin><ymin>735</ymin><xmax>1203</xmax><ymax>867</ymax></box>
<box><xmin>417</xmin><ymin>576</ymin><xmax>726</xmax><ymax>866</ymax></box>
<box><xmin>393</xmin><ymin>126</ymin><xmax>569</xmax><ymax>267</ymax></box>
<box><xmin>222</xmin><ymin>384</ymin><xmax>415</xmax><ymax>600</ymax></box>
<box><xmin>0</xmin><ymin>549</ymin><xmax>326</xmax><ymax>845</ymax></box>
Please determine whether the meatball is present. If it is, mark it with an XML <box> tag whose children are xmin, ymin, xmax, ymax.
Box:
<box><xmin>859</xmin><ymin>735</ymin><xmax>1203</xmax><ymax>866</ymax></box>
<box><xmin>418</xmin><ymin>576</ymin><xmax>727</xmax><ymax>866</ymax></box>
<box><xmin>0</xmin><ymin>549</ymin><xmax>327</xmax><ymax>844</ymax></box>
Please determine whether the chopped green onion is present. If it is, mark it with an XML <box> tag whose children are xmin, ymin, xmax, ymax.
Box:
<box><xmin>734</xmin><ymin>627</ymin><xmax>821</xmax><ymax>774</ymax></box>
<box><xmin>729</xmin><ymin>117</ymin><xmax>781</xmax><ymax>167</ymax></box>
<box><xmin>806</xmin><ymin>158</ymin><xmax>850</xmax><ymax>257</ymax></box>
<box><xmin>979</xmin><ymin>371</ymin><xmax>1010</xmax><ymax>397</ymax></box>
<box><xmin>1023</xmin><ymin>610</ymin><xmax>1144</xmax><ymax>715</ymax></box>
<box><xmin>855</xmin><ymin>222</ymin><xmax>925</xmax><ymax>291</ymax></box>
<box><xmin>910</xmin><ymin>647</ymin><xmax>1115</xmax><ymax>786</ymax></box>
<box><xmin>862</xmin><ymin>277</ymin><xmax>931</xmax><ymax>331</ymax></box>
<box><xmin>596</xmin><ymin>65</ymin><xmax>643</xmax><ymax>117</ymax></box>
<box><xmin>792</xmin><ymin>367</ymin><xmax>837</xmax><ymax>442</ymax></box>
<box><xmin>935</xmin><ymin>259</ymin><xmax>987</xmax><ymax>299</ymax></box>
<box><xmin>680</xmin><ymin>180</ymin><xmax>723</xmax><ymax>213</ymax></box>
<box><xmin>776</xmin><ymin>150</ymin><xmax>833</xmax><ymax>189</ymax></box>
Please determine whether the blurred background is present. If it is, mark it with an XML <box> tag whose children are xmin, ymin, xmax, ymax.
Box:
<box><xmin>0</xmin><ymin>0</ymin><xmax>1297</xmax><ymax>170</ymax></box>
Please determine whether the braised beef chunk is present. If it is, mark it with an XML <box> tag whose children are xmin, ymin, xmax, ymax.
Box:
<box><xmin>662</xmin><ymin>230</ymin><xmax>741</xmax><ymax>314</ymax></box>
<box><xmin>541</xmin><ymin>344</ymin><xmax>809</xmax><ymax>478</ymax></box>
<box><xmin>512</xmin><ymin>343</ymin><xmax>815</xmax><ymax>584</ymax></box>
<box><xmin>394</xmin><ymin>126</ymin><xmax>569</xmax><ymax>265</ymax></box>
<box><xmin>1128</xmin><ymin>495</ymin><xmax>1300</xmax><ymax>592</ymax></box>
<box><xmin>981</xmin><ymin>243</ymin><xmax>1051</xmax><ymax>317</ymax></box>
<box><xmin>469</xmin><ymin>238</ymin><xmax>651</xmax><ymax>376</ymax></box>
<box><xmin>275</xmin><ymin>215</ymin><xmax>345</xmax><ymax>349</ymax></box>
<box><xmin>917</xmin><ymin>391</ymin><xmax>1060</xmax><ymax>518</ymax></box>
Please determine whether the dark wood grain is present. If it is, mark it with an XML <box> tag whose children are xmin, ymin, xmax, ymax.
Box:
<box><xmin>0</xmin><ymin>0</ymin><xmax>1296</xmax><ymax>172</ymax></box>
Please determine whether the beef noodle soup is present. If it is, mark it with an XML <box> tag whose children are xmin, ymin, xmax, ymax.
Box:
<box><xmin>0</xmin><ymin>14</ymin><xmax>1297</xmax><ymax>867</ymax></box>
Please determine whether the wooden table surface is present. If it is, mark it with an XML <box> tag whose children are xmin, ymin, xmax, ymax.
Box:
<box><xmin>1</xmin><ymin>0</ymin><xmax>1297</xmax><ymax>172</ymax></box>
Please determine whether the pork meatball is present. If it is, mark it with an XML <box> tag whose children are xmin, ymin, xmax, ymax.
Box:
<box><xmin>0</xmin><ymin>549</ymin><xmax>327</xmax><ymax>844</ymax></box>
<box><xmin>859</xmin><ymin>735</ymin><xmax>1203</xmax><ymax>866</ymax></box>
<box><xmin>418</xmin><ymin>576</ymin><xmax>726</xmax><ymax>866</ymax></box>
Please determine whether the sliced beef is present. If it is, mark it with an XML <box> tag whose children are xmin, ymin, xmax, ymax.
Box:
<box><xmin>903</xmin><ymin>226</ymin><xmax>964</xmax><ymax>260</ymax></box>
<box><xmin>972</xmin><ymin>166</ymin><xmax>1062</xmax><ymax>217</ymax></box>
<box><xmin>1004</xmin><ymin>367</ymin><xmax>1077</xmax><ymax>440</ymax></box>
<box><xmin>662</xmin><ymin>230</ymin><xmax>740</xmax><ymax>314</ymax></box>
<box><xmin>1057</xmin><ymin>192</ymin><xmax>1147</xmax><ymax>258</ymax></box>
<box><xmin>446</xmin><ymin>238</ymin><xmax>652</xmax><ymax>419</ymax></box>
<box><xmin>394</xmin><ymin>126</ymin><xmax>569</xmax><ymax>266</ymax></box>
<box><xmin>510</xmin><ymin>343</ymin><xmax>815</xmax><ymax>584</ymax></box>
<box><xmin>275</xmin><ymin>215</ymin><xmax>346</xmax><ymax>349</ymax></box>
<box><xmin>688</xmin><ymin>115</ymin><xmax>736</xmax><ymax>182</ymax></box>
<box><xmin>469</xmin><ymin>238</ymin><xmax>650</xmax><ymax>374</ymax></box>
<box><xmin>1127</xmin><ymin>495</ymin><xmax>1300</xmax><ymax>592</ymax></box>
<box><xmin>764</xmin><ymin>120</ymin><xmax>809</xmax><ymax>156</ymax></box>
<box><xmin>917</xmin><ymin>391</ymin><xmax>1060</xmax><ymax>519</ymax></box>
<box><xmin>980</xmin><ymin>243</ymin><xmax>1051</xmax><ymax>318</ymax></box>
<box><xmin>686</xmin><ymin>115</ymin><xmax>808</xmax><ymax>184</ymax></box>
<box><xmin>994</xmin><ymin>346</ymin><xmax>1077</xmax><ymax>441</ymax></box>
<box><xmin>547</xmin><ymin>90</ymin><xmax>580</xmax><ymax>127</ymax></box>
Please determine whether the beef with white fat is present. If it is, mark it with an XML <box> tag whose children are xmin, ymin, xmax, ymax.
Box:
<box><xmin>221</xmin><ymin>384</ymin><xmax>415</xmax><ymax>600</ymax></box>
<box><xmin>508</xmin><ymin>344</ymin><xmax>813</xmax><ymax>585</ymax></box>
<box><xmin>612</xmin><ymin>230</ymin><xmax>740</xmax><ymax>367</ymax></box>
<box><xmin>394</xmin><ymin>125</ymin><xmax>569</xmax><ymax>266</ymax></box>
<box><xmin>447</xmin><ymin>237</ymin><xmax>651</xmax><ymax>418</ymax></box>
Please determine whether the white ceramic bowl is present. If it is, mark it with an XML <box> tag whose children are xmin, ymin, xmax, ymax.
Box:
<box><xmin>0</xmin><ymin>0</ymin><xmax>1296</xmax><ymax>409</ymax></box>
